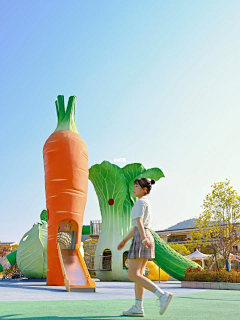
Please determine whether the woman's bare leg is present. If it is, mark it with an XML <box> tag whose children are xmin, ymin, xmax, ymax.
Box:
<box><xmin>135</xmin><ymin>259</ymin><xmax>148</xmax><ymax>299</ymax></box>
<box><xmin>128</xmin><ymin>259</ymin><xmax>172</xmax><ymax>316</ymax></box>
<box><xmin>129</xmin><ymin>258</ymin><xmax>157</xmax><ymax>293</ymax></box>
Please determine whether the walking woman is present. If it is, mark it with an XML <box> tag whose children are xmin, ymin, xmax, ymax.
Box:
<box><xmin>118</xmin><ymin>178</ymin><xmax>173</xmax><ymax>317</ymax></box>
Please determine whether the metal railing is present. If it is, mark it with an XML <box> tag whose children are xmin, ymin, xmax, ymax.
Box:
<box><xmin>84</xmin><ymin>253</ymin><xmax>112</xmax><ymax>271</ymax></box>
<box><xmin>90</xmin><ymin>220</ymin><xmax>102</xmax><ymax>235</ymax></box>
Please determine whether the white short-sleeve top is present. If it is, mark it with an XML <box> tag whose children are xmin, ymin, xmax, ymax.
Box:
<box><xmin>131</xmin><ymin>195</ymin><xmax>152</xmax><ymax>228</ymax></box>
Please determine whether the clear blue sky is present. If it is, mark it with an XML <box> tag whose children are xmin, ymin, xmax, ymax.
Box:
<box><xmin>1</xmin><ymin>1</ymin><xmax>240</xmax><ymax>242</ymax></box>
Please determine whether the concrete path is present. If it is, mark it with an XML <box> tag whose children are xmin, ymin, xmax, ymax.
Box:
<box><xmin>0</xmin><ymin>279</ymin><xmax>207</xmax><ymax>301</ymax></box>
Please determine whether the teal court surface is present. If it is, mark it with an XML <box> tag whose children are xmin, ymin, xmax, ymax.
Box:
<box><xmin>0</xmin><ymin>279</ymin><xmax>240</xmax><ymax>319</ymax></box>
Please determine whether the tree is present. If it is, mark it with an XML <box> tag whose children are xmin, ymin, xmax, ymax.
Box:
<box><xmin>190</xmin><ymin>179</ymin><xmax>240</xmax><ymax>271</ymax></box>
<box><xmin>168</xmin><ymin>243</ymin><xmax>190</xmax><ymax>256</ymax></box>
<box><xmin>6</xmin><ymin>244</ymin><xmax>18</xmax><ymax>252</ymax></box>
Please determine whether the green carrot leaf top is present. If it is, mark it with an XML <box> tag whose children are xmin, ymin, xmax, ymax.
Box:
<box><xmin>55</xmin><ymin>95</ymin><xmax>78</xmax><ymax>133</ymax></box>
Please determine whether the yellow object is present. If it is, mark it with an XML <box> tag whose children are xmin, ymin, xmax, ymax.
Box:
<box><xmin>146</xmin><ymin>261</ymin><xmax>170</xmax><ymax>281</ymax></box>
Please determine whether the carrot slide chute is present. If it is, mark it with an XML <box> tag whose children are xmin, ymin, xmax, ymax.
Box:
<box><xmin>43</xmin><ymin>95</ymin><xmax>95</xmax><ymax>291</ymax></box>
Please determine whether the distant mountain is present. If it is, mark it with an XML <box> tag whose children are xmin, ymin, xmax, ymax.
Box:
<box><xmin>164</xmin><ymin>218</ymin><xmax>197</xmax><ymax>231</ymax></box>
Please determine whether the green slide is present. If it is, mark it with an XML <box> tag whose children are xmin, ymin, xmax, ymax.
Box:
<box><xmin>151</xmin><ymin>230</ymin><xmax>201</xmax><ymax>280</ymax></box>
<box><xmin>0</xmin><ymin>250</ymin><xmax>17</xmax><ymax>272</ymax></box>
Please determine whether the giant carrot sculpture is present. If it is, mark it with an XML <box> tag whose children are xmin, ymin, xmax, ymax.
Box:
<box><xmin>43</xmin><ymin>95</ymin><xmax>95</xmax><ymax>291</ymax></box>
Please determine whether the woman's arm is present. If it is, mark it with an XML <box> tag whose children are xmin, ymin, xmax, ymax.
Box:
<box><xmin>124</xmin><ymin>228</ymin><xmax>134</xmax><ymax>242</ymax></box>
<box><xmin>136</xmin><ymin>217</ymin><xmax>153</xmax><ymax>250</ymax></box>
<box><xmin>117</xmin><ymin>228</ymin><xmax>134</xmax><ymax>250</ymax></box>
<box><xmin>136</xmin><ymin>217</ymin><xmax>146</xmax><ymax>241</ymax></box>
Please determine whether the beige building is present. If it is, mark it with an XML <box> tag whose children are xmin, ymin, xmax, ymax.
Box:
<box><xmin>156</xmin><ymin>226</ymin><xmax>240</xmax><ymax>254</ymax></box>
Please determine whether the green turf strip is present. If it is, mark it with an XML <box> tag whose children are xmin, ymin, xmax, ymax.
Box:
<box><xmin>0</xmin><ymin>291</ymin><xmax>240</xmax><ymax>319</ymax></box>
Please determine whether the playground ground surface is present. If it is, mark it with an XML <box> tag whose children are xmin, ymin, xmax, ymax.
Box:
<box><xmin>0</xmin><ymin>279</ymin><xmax>240</xmax><ymax>319</ymax></box>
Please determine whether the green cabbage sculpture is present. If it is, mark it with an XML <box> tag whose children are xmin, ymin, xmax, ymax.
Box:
<box><xmin>89</xmin><ymin>161</ymin><xmax>164</xmax><ymax>281</ymax></box>
<box><xmin>16</xmin><ymin>221</ymin><xmax>48</xmax><ymax>278</ymax></box>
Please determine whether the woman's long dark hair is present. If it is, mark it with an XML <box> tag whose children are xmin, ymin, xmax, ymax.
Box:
<box><xmin>134</xmin><ymin>178</ymin><xmax>155</xmax><ymax>194</ymax></box>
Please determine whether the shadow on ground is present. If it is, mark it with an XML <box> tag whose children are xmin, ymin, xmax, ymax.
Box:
<box><xmin>178</xmin><ymin>296</ymin><xmax>240</xmax><ymax>302</ymax></box>
<box><xmin>0</xmin><ymin>283</ymin><xmax>64</xmax><ymax>293</ymax></box>
<box><xmin>0</xmin><ymin>317</ymin><xmax>125</xmax><ymax>320</ymax></box>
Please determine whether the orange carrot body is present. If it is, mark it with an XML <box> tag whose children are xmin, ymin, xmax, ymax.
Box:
<box><xmin>43</xmin><ymin>130</ymin><xmax>88</xmax><ymax>285</ymax></box>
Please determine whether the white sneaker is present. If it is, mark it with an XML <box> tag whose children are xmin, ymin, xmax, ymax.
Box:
<box><xmin>123</xmin><ymin>305</ymin><xmax>145</xmax><ymax>317</ymax></box>
<box><xmin>158</xmin><ymin>291</ymin><xmax>173</xmax><ymax>315</ymax></box>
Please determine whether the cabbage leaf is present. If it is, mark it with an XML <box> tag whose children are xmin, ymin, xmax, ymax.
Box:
<box><xmin>89</xmin><ymin>160</ymin><xmax>164</xmax><ymax>281</ymax></box>
<box><xmin>16</xmin><ymin>221</ymin><xmax>48</xmax><ymax>278</ymax></box>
